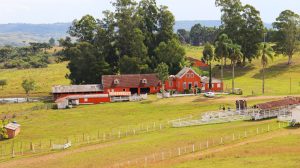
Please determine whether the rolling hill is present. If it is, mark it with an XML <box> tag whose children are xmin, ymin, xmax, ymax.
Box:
<box><xmin>0</xmin><ymin>21</ymin><xmax>273</xmax><ymax>46</ymax></box>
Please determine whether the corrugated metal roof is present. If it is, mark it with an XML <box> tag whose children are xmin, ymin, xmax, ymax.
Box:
<box><xmin>255</xmin><ymin>97</ymin><xmax>300</xmax><ymax>110</ymax></box>
<box><xmin>5</xmin><ymin>123</ymin><xmax>20</xmax><ymax>131</ymax></box>
<box><xmin>52</xmin><ymin>85</ymin><xmax>103</xmax><ymax>93</ymax></box>
<box><xmin>102</xmin><ymin>74</ymin><xmax>160</xmax><ymax>89</ymax></box>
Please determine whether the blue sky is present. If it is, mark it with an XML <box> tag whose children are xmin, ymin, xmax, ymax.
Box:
<box><xmin>0</xmin><ymin>0</ymin><xmax>299</xmax><ymax>24</ymax></box>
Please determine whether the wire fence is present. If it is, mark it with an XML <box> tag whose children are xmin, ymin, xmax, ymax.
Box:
<box><xmin>0</xmin><ymin>121</ymin><xmax>169</xmax><ymax>160</ymax></box>
<box><xmin>107</xmin><ymin>122</ymin><xmax>289</xmax><ymax>168</ymax></box>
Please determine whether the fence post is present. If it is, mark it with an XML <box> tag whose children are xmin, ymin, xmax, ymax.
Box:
<box><xmin>160</xmin><ymin>124</ymin><xmax>162</xmax><ymax>130</ymax></box>
<box><xmin>133</xmin><ymin>129</ymin><xmax>136</xmax><ymax>135</ymax></box>
<box><xmin>98</xmin><ymin>130</ymin><xmax>100</xmax><ymax>140</ymax></box>
<box><xmin>206</xmin><ymin>140</ymin><xmax>209</xmax><ymax>148</ymax></box>
<box><xmin>178</xmin><ymin>148</ymin><xmax>181</xmax><ymax>156</ymax></box>
<box><xmin>268</xmin><ymin>124</ymin><xmax>270</xmax><ymax>132</ymax></box>
<box><xmin>119</xmin><ymin>131</ymin><xmax>121</xmax><ymax>139</ymax></box>
<box><xmin>83</xmin><ymin>133</ymin><xmax>85</xmax><ymax>142</ymax></box>
<box><xmin>257</xmin><ymin>127</ymin><xmax>259</xmax><ymax>134</ymax></box>
<box><xmin>162</xmin><ymin>152</ymin><xmax>164</xmax><ymax>160</ymax></box>
<box><xmin>103</xmin><ymin>133</ymin><xmax>106</xmax><ymax>142</ymax></box>
<box><xmin>147</xmin><ymin>125</ymin><xmax>149</xmax><ymax>132</ymax></box>
<box><xmin>11</xmin><ymin>141</ymin><xmax>15</xmax><ymax>158</ymax></box>
<box><xmin>279</xmin><ymin>122</ymin><xmax>281</xmax><ymax>128</ymax></box>
<box><xmin>220</xmin><ymin>137</ymin><xmax>223</xmax><ymax>144</ymax></box>
<box><xmin>244</xmin><ymin>130</ymin><xmax>247</xmax><ymax>138</ymax></box>
<box><xmin>144</xmin><ymin>156</ymin><xmax>147</xmax><ymax>167</ymax></box>
<box><xmin>192</xmin><ymin>144</ymin><xmax>195</xmax><ymax>152</ymax></box>
<box><xmin>232</xmin><ymin>133</ymin><xmax>235</xmax><ymax>141</ymax></box>
<box><xmin>31</xmin><ymin>142</ymin><xmax>35</xmax><ymax>152</ymax></box>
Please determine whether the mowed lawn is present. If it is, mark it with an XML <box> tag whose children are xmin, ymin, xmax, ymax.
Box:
<box><xmin>0</xmin><ymin>62</ymin><xmax>70</xmax><ymax>97</ymax></box>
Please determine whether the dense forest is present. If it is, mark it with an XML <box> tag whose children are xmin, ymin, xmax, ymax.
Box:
<box><xmin>60</xmin><ymin>0</ymin><xmax>186</xmax><ymax>84</ymax></box>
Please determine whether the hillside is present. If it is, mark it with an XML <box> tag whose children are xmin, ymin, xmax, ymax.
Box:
<box><xmin>0</xmin><ymin>21</ymin><xmax>273</xmax><ymax>46</ymax></box>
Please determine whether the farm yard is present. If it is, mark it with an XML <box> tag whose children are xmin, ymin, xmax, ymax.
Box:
<box><xmin>0</xmin><ymin>95</ymin><xmax>299</xmax><ymax>168</ymax></box>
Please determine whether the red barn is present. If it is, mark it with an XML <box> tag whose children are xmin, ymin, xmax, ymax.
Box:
<box><xmin>165</xmin><ymin>67</ymin><xmax>202</xmax><ymax>93</ymax></box>
<box><xmin>102</xmin><ymin>74</ymin><xmax>161</xmax><ymax>95</ymax></box>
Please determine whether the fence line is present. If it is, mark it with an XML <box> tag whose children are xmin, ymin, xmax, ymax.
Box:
<box><xmin>107</xmin><ymin>122</ymin><xmax>289</xmax><ymax>168</ymax></box>
<box><xmin>0</xmin><ymin>121</ymin><xmax>169</xmax><ymax>160</ymax></box>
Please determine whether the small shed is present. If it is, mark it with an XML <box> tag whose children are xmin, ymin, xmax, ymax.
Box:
<box><xmin>4</xmin><ymin>122</ymin><xmax>21</xmax><ymax>139</ymax></box>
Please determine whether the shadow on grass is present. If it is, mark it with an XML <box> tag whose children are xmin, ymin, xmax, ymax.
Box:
<box><xmin>212</xmin><ymin>64</ymin><xmax>256</xmax><ymax>80</ymax></box>
<box><xmin>252</xmin><ymin>62</ymin><xmax>291</xmax><ymax>79</ymax></box>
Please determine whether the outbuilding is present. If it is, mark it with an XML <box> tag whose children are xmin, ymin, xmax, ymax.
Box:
<box><xmin>201</xmin><ymin>77</ymin><xmax>224</xmax><ymax>92</ymax></box>
<box><xmin>4</xmin><ymin>122</ymin><xmax>21</xmax><ymax>139</ymax></box>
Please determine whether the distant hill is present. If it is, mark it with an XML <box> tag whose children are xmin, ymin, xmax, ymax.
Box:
<box><xmin>0</xmin><ymin>21</ymin><xmax>272</xmax><ymax>46</ymax></box>
<box><xmin>0</xmin><ymin>23</ymin><xmax>71</xmax><ymax>46</ymax></box>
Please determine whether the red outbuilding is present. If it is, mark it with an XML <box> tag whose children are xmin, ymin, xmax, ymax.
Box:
<box><xmin>102</xmin><ymin>74</ymin><xmax>161</xmax><ymax>95</ymax></box>
<box><xmin>186</xmin><ymin>57</ymin><xmax>208</xmax><ymax>69</ymax></box>
<box><xmin>201</xmin><ymin>76</ymin><xmax>224</xmax><ymax>92</ymax></box>
<box><xmin>5</xmin><ymin>122</ymin><xmax>21</xmax><ymax>139</ymax></box>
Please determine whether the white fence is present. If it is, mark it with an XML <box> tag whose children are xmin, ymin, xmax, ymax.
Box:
<box><xmin>169</xmin><ymin>105</ymin><xmax>297</xmax><ymax>128</ymax></box>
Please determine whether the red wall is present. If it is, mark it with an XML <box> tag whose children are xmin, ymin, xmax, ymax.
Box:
<box><xmin>104</xmin><ymin>86</ymin><xmax>159</xmax><ymax>94</ymax></box>
<box><xmin>78</xmin><ymin>97</ymin><xmax>110</xmax><ymax>104</ymax></box>
<box><xmin>205</xmin><ymin>82</ymin><xmax>223</xmax><ymax>92</ymax></box>
<box><xmin>54</xmin><ymin>92</ymin><xmax>104</xmax><ymax>100</ymax></box>
<box><xmin>6</xmin><ymin>128</ymin><xmax>20</xmax><ymax>139</ymax></box>
<box><xmin>174</xmin><ymin>70</ymin><xmax>202</xmax><ymax>92</ymax></box>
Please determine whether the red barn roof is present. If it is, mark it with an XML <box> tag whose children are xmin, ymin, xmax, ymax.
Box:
<box><xmin>255</xmin><ymin>97</ymin><xmax>300</xmax><ymax>110</ymax></box>
<box><xmin>187</xmin><ymin>57</ymin><xmax>208</xmax><ymax>67</ymax></box>
<box><xmin>102</xmin><ymin>74</ymin><xmax>160</xmax><ymax>89</ymax></box>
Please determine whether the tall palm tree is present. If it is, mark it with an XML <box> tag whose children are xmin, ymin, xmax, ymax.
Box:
<box><xmin>257</xmin><ymin>43</ymin><xmax>274</xmax><ymax>94</ymax></box>
<box><xmin>215</xmin><ymin>34</ymin><xmax>232</xmax><ymax>92</ymax></box>
<box><xmin>228</xmin><ymin>44</ymin><xmax>243</xmax><ymax>94</ymax></box>
<box><xmin>203</xmin><ymin>43</ymin><xmax>214</xmax><ymax>90</ymax></box>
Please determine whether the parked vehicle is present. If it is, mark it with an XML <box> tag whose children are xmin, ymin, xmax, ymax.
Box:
<box><xmin>204</xmin><ymin>92</ymin><xmax>215</xmax><ymax>98</ymax></box>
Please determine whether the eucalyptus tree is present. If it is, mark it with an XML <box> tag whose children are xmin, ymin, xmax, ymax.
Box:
<box><xmin>203</xmin><ymin>43</ymin><xmax>214</xmax><ymax>89</ymax></box>
<box><xmin>257</xmin><ymin>43</ymin><xmax>274</xmax><ymax>94</ymax></box>
<box><xmin>215</xmin><ymin>34</ymin><xmax>232</xmax><ymax>90</ymax></box>
<box><xmin>273</xmin><ymin>10</ymin><xmax>300</xmax><ymax>65</ymax></box>
<box><xmin>228</xmin><ymin>44</ymin><xmax>243</xmax><ymax>93</ymax></box>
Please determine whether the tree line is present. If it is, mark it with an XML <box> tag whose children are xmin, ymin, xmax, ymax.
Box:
<box><xmin>60</xmin><ymin>0</ymin><xmax>185</xmax><ymax>84</ymax></box>
<box><xmin>202</xmin><ymin>0</ymin><xmax>300</xmax><ymax>94</ymax></box>
<box><xmin>0</xmin><ymin>39</ymin><xmax>56</xmax><ymax>69</ymax></box>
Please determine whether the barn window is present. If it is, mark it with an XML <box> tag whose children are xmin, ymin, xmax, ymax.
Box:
<box><xmin>84</xmin><ymin>98</ymin><xmax>88</xmax><ymax>102</ymax></box>
<box><xmin>183</xmin><ymin>82</ymin><xmax>186</xmax><ymax>89</ymax></box>
<box><xmin>141</xmin><ymin>79</ymin><xmax>147</xmax><ymax>84</ymax></box>
<box><xmin>191</xmin><ymin>73</ymin><xmax>194</xmax><ymax>78</ymax></box>
<box><xmin>114</xmin><ymin>79</ymin><xmax>120</xmax><ymax>85</ymax></box>
<box><xmin>169</xmin><ymin>80</ymin><xmax>173</xmax><ymax>87</ymax></box>
<box><xmin>217</xmin><ymin>83</ymin><xmax>221</xmax><ymax>88</ymax></box>
<box><xmin>186</xmin><ymin>73</ymin><xmax>190</xmax><ymax>78</ymax></box>
<box><xmin>194</xmin><ymin>82</ymin><xmax>198</xmax><ymax>88</ymax></box>
<box><xmin>123</xmin><ymin>89</ymin><xmax>126</xmax><ymax>92</ymax></box>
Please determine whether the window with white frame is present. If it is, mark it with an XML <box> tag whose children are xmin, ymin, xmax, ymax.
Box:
<box><xmin>191</xmin><ymin>73</ymin><xmax>194</xmax><ymax>78</ymax></box>
<box><xmin>84</xmin><ymin>98</ymin><xmax>88</xmax><ymax>102</ymax></box>
<box><xmin>217</xmin><ymin>83</ymin><xmax>221</xmax><ymax>88</ymax></box>
<box><xmin>194</xmin><ymin>82</ymin><xmax>198</xmax><ymax>88</ymax></box>
<box><xmin>183</xmin><ymin>82</ymin><xmax>186</xmax><ymax>89</ymax></box>
<box><xmin>169</xmin><ymin>80</ymin><xmax>173</xmax><ymax>87</ymax></box>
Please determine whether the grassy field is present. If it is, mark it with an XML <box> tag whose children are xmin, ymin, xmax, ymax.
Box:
<box><xmin>0</xmin><ymin>62</ymin><xmax>70</xmax><ymax>97</ymax></box>
<box><xmin>162</xmin><ymin>128</ymin><xmax>300</xmax><ymax>168</ymax></box>
<box><xmin>0</xmin><ymin>45</ymin><xmax>299</xmax><ymax>167</ymax></box>
<box><xmin>0</xmin><ymin>95</ymin><xmax>285</xmax><ymax>168</ymax></box>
